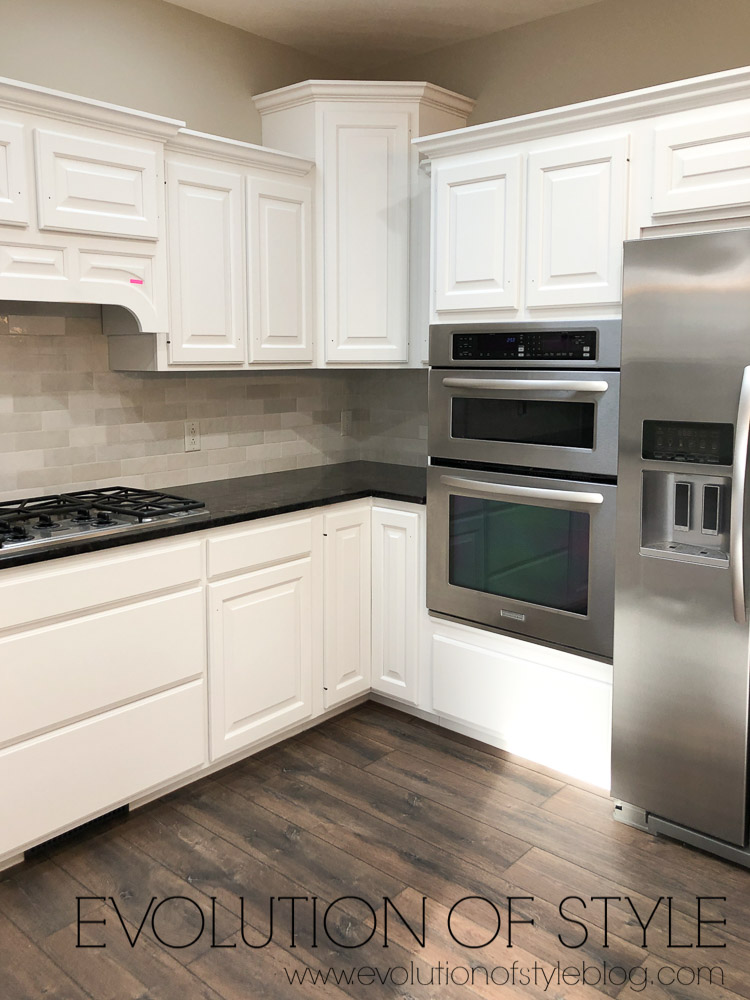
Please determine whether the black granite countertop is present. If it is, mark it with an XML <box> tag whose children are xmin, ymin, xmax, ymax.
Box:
<box><xmin>0</xmin><ymin>462</ymin><xmax>426</xmax><ymax>571</ymax></box>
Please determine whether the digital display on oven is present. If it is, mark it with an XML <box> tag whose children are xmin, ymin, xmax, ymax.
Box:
<box><xmin>451</xmin><ymin>330</ymin><xmax>597</xmax><ymax>361</ymax></box>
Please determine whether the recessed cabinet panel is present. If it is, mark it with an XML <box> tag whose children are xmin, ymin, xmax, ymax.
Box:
<box><xmin>371</xmin><ymin>507</ymin><xmax>420</xmax><ymax>705</ymax></box>
<box><xmin>434</xmin><ymin>154</ymin><xmax>521</xmax><ymax>313</ymax></box>
<box><xmin>34</xmin><ymin>129</ymin><xmax>159</xmax><ymax>239</ymax></box>
<box><xmin>0</xmin><ymin>121</ymin><xmax>29</xmax><ymax>226</ymax></box>
<box><xmin>323</xmin><ymin>504</ymin><xmax>371</xmax><ymax>707</ymax></box>
<box><xmin>248</xmin><ymin>175</ymin><xmax>313</xmax><ymax>363</ymax></box>
<box><xmin>209</xmin><ymin>558</ymin><xmax>314</xmax><ymax>760</ymax></box>
<box><xmin>526</xmin><ymin>136</ymin><xmax>629</xmax><ymax>308</ymax></box>
<box><xmin>652</xmin><ymin>105</ymin><xmax>750</xmax><ymax>216</ymax></box>
<box><xmin>167</xmin><ymin>160</ymin><xmax>245</xmax><ymax>365</ymax></box>
<box><xmin>324</xmin><ymin>112</ymin><xmax>410</xmax><ymax>362</ymax></box>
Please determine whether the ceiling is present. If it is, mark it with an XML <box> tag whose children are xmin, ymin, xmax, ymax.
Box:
<box><xmin>163</xmin><ymin>0</ymin><xmax>603</xmax><ymax>69</ymax></box>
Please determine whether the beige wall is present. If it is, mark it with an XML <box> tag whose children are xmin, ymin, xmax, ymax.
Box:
<box><xmin>0</xmin><ymin>0</ymin><xmax>338</xmax><ymax>142</ymax></box>
<box><xmin>374</xmin><ymin>0</ymin><xmax>750</xmax><ymax>125</ymax></box>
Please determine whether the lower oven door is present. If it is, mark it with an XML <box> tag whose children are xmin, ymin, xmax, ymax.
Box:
<box><xmin>427</xmin><ymin>465</ymin><xmax>616</xmax><ymax>658</ymax></box>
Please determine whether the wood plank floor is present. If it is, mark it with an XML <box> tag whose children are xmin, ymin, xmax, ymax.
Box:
<box><xmin>2</xmin><ymin>701</ymin><xmax>750</xmax><ymax>999</ymax></box>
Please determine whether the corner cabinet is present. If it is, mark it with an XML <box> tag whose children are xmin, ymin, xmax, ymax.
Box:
<box><xmin>428</xmin><ymin>127</ymin><xmax>630</xmax><ymax>322</ymax></box>
<box><xmin>254</xmin><ymin>81</ymin><xmax>474</xmax><ymax>366</ymax></box>
<box><xmin>106</xmin><ymin>129</ymin><xmax>314</xmax><ymax>371</ymax></box>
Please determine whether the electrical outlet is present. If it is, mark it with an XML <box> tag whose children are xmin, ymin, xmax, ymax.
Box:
<box><xmin>340</xmin><ymin>409</ymin><xmax>353</xmax><ymax>437</ymax></box>
<box><xmin>184</xmin><ymin>419</ymin><xmax>200</xmax><ymax>452</ymax></box>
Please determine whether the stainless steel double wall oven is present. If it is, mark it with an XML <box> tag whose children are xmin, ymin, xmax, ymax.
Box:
<box><xmin>427</xmin><ymin>320</ymin><xmax>621</xmax><ymax>659</ymax></box>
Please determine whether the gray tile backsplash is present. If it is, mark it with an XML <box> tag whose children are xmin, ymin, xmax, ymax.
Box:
<box><xmin>0</xmin><ymin>305</ymin><xmax>427</xmax><ymax>500</ymax></box>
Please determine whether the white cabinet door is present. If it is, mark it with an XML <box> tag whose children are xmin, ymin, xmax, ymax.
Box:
<box><xmin>371</xmin><ymin>506</ymin><xmax>421</xmax><ymax>705</ymax></box>
<box><xmin>0</xmin><ymin>120</ymin><xmax>29</xmax><ymax>226</ymax></box>
<box><xmin>34</xmin><ymin>128</ymin><xmax>160</xmax><ymax>239</ymax></box>
<box><xmin>434</xmin><ymin>153</ymin><xmax>521</xmax><ymax>313</ymax></box>
<box><xmin>651</xmin><ymin>103</ymin><xmax>750</xmax><ymax>217</ymax></box>
<box><xmin>526</xmin><ymin>135</ymin><xmax>629</xmax><ymax>308</ymax></box>
<box><xmin>323</xmin><ymin>111</ymin><xmax>410</xmax><ymax>363</ymax></box>
<box><xmin>248</xmin><ymin>174</ymin><xmax>313</xmax><ymax>363</ymax></box>
<box><xmin>323</xmin><ymin>504</ymin><xmax>371</xmax><ymax>707</ymax></box>
<box><xmin>209</xmin><ymin>554</ymin><xmax>314</xmax><ymax>760</ymax></box>
<box><xmin>167</xmin><ymin>160</ymin><xmax>246</xmax><ymax>365</ymax></box>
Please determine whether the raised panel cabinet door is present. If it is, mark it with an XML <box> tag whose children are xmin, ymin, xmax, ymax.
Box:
<box><xmin>167</xmin><ymin>160</ymin><xmax>246</xmax><ymax>365</ymax></box>
<box><xmin>526</xmin><ymin>135</ymin><xmax>629</xmax><ymax>308</ymax></box>
<box><xmin>209</xmin><ymin>556</ymin><xmax>314</xmax><ymax>760</ymax></box>
<box><xmin>0</xmin><ymin>120</ymin><xmax>29</xmax><ymax>226</ymax></box>
<box><xmin>323</xmin><ymin>504</ymin><xmax>371</xmax><ymax>708</ymax></box>
<box><xmin>34</xmin><ymin>128</ymin><xmax>160</xmax><ymax>239</ymax></box>
<box><xmin>371</xmin><ymin>507</ymin><xmax>420</xmax><ymax>705</ymax></box>
<box><xmin>434</xmin><ymin>153</ymin><xmax>521</xmax><ymax>314</ymax></box>
<box><xmin>247</xmin><ymin>174</ymin><xmax>313</xmax><ymax>363</ymax></box>
<box><xmin>323</xmin><ymin>111</ymin><xmax>410</xmax><ymax>363</ymax></box>
<box><xmin>651</xmin><ymin>104</ymin><xmax>750</xmax><ymax>216</ymax></box>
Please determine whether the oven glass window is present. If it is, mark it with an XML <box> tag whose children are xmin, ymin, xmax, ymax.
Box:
<box><xmin>449</xmin><ymin>495</ymin><xmax>590</xmax><ymax>614</ymax></box>
<box><xmin>451</xmin><ymin>397</ymin><xmax>595</xmax><ymax>448</ymax></box>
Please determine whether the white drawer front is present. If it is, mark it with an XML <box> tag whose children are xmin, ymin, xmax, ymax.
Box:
<box><xmin>0</xmin><ymin>682</ymin><xmax>206</xmax><ymax>859</ymax></box>
<box><xmin>35</xmin><ymin>128</ymin><xmax>160</xmax><ymax>239</ymax></box>
<box><xmin>0</xmin><ymin>588</ymin><xmax>205</xmax><ymax>747</ymax></box>
<box><xmin>207</xmin><ymin>515</ymin><xmax>313</xmax><ymax>579</ymax></box>
<box><xmin>0</xmin><ymin>538</ymin><xmax>203</xmax><ymax>632</ymax></box>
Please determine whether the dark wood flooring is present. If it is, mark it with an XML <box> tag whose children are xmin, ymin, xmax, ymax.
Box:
<box><xmin>2</xmin><ymin>701</ymin><xmax>750</xmax><ymax>999</ymax></box>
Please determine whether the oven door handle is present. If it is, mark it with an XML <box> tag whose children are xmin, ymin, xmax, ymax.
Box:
<box><xmin>441</xmin><ymin>377</ymin><xmax>609</xmax><ymax>393</ymax></box>
<box><xmin>440</xmin><ymin>475</ymin><xmax>604</xmax><ymax>505</ymax></box>
<box><xmin>730</xmin><ymin>365</ymin><xmax>750</xmax><ymax>624</ymax></box>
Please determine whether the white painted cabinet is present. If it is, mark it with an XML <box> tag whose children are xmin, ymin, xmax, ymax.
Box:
<box><xmin>34</xmin><ymin>128</ymin><xmax>160</xmax><ymax>240</ymax></box>
<box><xmin>430</xmin><ymin>129</ymin><xmax>629</xmax><ymax>320</ymax></box>
<box><xmin>525</xmin><ymin>134</ymin><xmax>629</xmax><ymax>308</ymax></box>
<box><xmin>371</xmin><ymin>505</ymin><xmax>422</xmax><ymax>705</ymax></box>
<box><xmin>434</xmin><ymin>153</ymin><xmax>521</xmax><ymax>313</ymax></box>
<box><xmin>248</xmin><ymin>174</ymin><xmax>313</xmax><ymax>363</ymax></box>
<box><xmin>0</xmin><ymin>119</ymin><xmax>29</xmax><ymax>226</ymax></box>
<box><xmin>254</xmin><ymin>81</ymin><xmax>474</xmax><ymax>367</ymax></box>
<box><xmin>323</xmin><ymin>503</ymin><xmax>372</xmax><ymax>707</ymax></box>
<box><xmin>207</xmin><ymin>515</ymin><xmax>319</xmax><ymax>760</ymax></box>
<box><xmin>166</xmin><ymin>159</ymin><xmax>246</xmax><ymax>365</ymax></box>
<box><xmin>648</xmin><ymin>100</ymin><xmax>750</xmax><ymax>221</ymax></box>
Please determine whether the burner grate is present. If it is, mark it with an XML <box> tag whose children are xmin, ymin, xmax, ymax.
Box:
<box><xmin>67</xmin><ymin>486</ymin><xmax>205</xmax><ymax>521</ymax></box>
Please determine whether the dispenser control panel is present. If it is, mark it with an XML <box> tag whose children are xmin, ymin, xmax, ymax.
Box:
<box><xmin>642</xmin><ymin>420</ymin><xmax>734</xmax><ymax>465</ymax></box>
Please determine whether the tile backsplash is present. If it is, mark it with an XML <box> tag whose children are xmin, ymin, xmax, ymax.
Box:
<box><xmin>0</xmin><ymin>305</ymin><xmax>427</xmax><ymax>500</ymax></box>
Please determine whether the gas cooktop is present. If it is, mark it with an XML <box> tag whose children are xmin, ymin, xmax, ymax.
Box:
<box><xmin>0</xmin><ymin>486</ymin><xmax>206</xmax><ymax>550</ymax></box>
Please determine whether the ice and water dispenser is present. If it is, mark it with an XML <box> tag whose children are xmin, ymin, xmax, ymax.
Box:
<box><xmin>639</xmin><ymin>420</ymin><xmax>733</xmax><ymax>565</ymax></box>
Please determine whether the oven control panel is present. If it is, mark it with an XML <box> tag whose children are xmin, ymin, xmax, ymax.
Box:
<box><xmin>451</xmin><ymin>330</ymin><xmax>597</xmax><ymax>362</ymax></box>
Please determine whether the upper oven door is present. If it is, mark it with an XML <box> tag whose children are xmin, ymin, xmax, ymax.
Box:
<box><xmin>429</xmin><ymin>368</ymin><xmax>620</xmax><ymax>476</ymax></box>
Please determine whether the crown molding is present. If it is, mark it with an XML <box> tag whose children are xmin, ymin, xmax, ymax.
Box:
<box><xmin>167</xmin><ymin>129</ymin><xmax>314</xmax><ymax>174</ymax></box>
<box><xmin>0</xmin><ymin>76</ymin><xmax>184</xmax><ymax>140</ymax></box>
<box><xmin>253</xmin><ymin>79</ymin><xmax>475</xmax><ymax>117</ymax></box>
<box><xmin>413</xmin><ymin>65</ymin><xmax>750</xmax><ymax>158</ymax></box>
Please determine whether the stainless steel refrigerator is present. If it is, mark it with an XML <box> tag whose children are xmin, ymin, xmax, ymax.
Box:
<box><xmin>612</xmin><ymin>227</ymin><xmax>750</xmax><ymax>865</ymax></box>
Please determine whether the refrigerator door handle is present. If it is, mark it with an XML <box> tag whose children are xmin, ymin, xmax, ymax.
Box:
<box><xmin>730</xmin><ymin>366</ymin><xmax>750</xmax><ymax>623</ymax></box>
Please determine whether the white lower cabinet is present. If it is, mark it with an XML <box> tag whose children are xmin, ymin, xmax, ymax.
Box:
<box><xmin>371</xmin><ymin>505</ymin><xmax>422</xmax><ymax>705</ymax></box>
<box><xmin>323</xmin><ymin>504</ymin><xmax>372</xmax><ymax>708</ymax></box>
<box><xmin>207</xmin><ymin>516</ymin><xmax>318</xmax><ymax>760</ymax></box>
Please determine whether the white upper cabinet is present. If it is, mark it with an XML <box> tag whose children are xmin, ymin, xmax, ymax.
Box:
<box><xmin>434</xmin><ymin>153</ymin><xmax>521</xmax><ymax>313</ymax></box>
<box><xmin>323</xmin><ymin>110</ymin><xmax>411</xmax><ymax>363</ymax></box>
<box><xmin>0</xmin><ymin>119</ymin><xmax>29</xmax><ymax>226</ymax></box>
<box><xmin>166</xmin><ymin>157</ymin><xmax>245</xmax><ymax>365</ymax></box>
<box><xmin>248</xmin><ymin>174</ymin><xmax>313</xmax><ymax>363</ymax></box>
<box><xmin>34</xmin><ymin>128</ymin><xmax>160</xmax><ymax>239</ymax></box>
<box><xmin>254</xmin><ymin>81</ymin><xmax>474</xmax><ymax>367</ymax></box>
<box><xmin>649</xmin><ymin>100</ymin><xmax>750</xmax><ymax>220</ymax></box>
<box><xmin>525</xmin><ymin>134</ymin><xmax>629</xmax><ymax>308</ymax></box>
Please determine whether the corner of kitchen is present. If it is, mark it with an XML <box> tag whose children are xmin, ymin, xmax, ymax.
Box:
<box><xmin>3</xmin><ymin>0</ymin><xmax>750</xmax><ymax>994</ymax></box>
